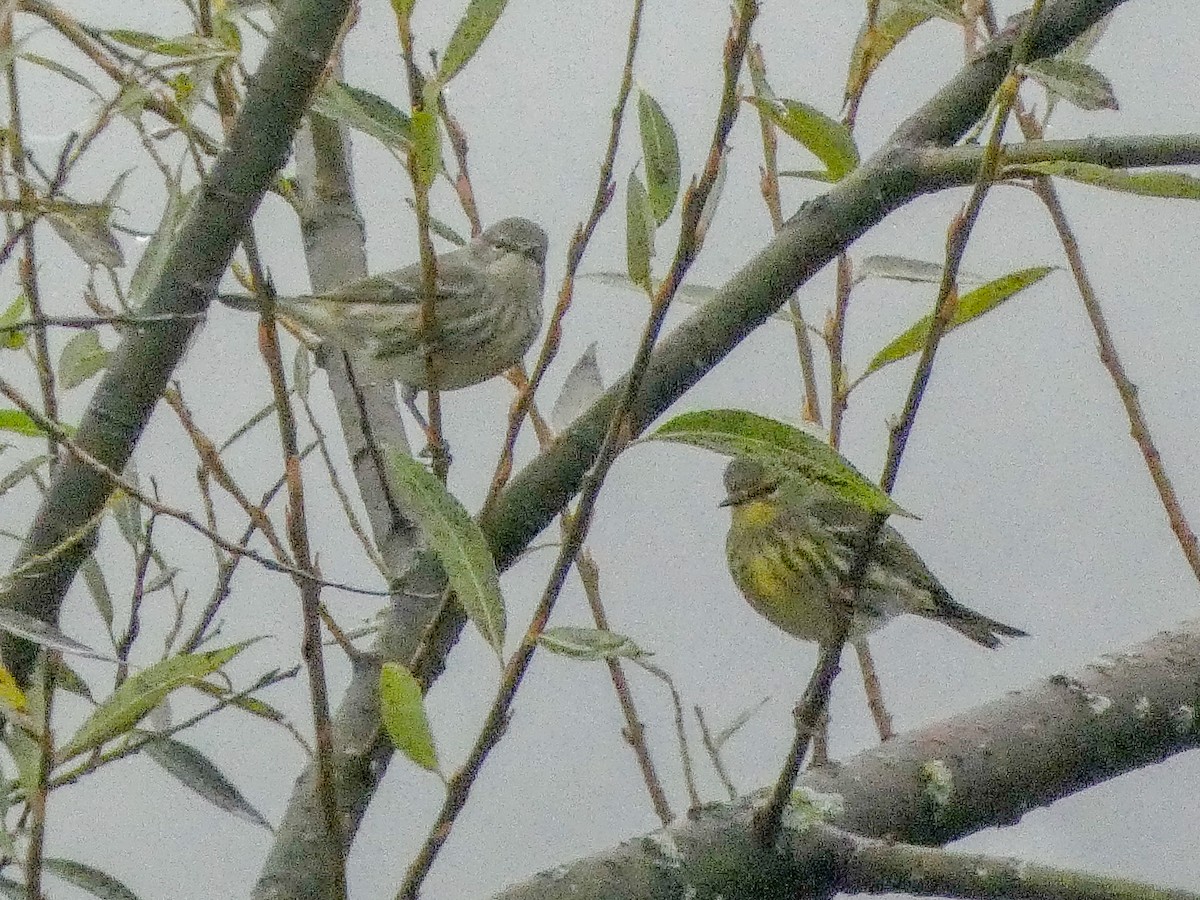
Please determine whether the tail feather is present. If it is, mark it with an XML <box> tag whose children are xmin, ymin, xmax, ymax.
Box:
<box><xmin>939</xmin><ymin>601</ymin><xmax>1028</xmax><ymax>649</ymax></box>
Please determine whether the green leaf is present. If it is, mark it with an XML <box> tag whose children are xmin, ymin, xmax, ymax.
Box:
<box><xmin>0</xmin><ymin>455</ymin><xmax>48</xmax><ymax>497</ymax></box>
<box><xmin>112</xmin><ymin>489</ymin><xmax>144</xmax><ymax>547</ymax></box>
<box><xmin>436</xmin><ymin>0</ymin><xmax>509</xmax><ymax>85</ymax></box>
<box><xmin>0</xmin><ymin>294</ymin><xmax>27</xmax><ymax>350</ymax></box>
<box><xmin>0</xmin><ymin>410</ymin><xmax>41</xmax><ymax>437</ymax></box>
<box><xmin>390</xmin><ymin>0</ymin><xmax>417</xmax><ymax>19</ymax></box>
<box><xmin>104</xmin><ymin>29</ymin><xmax>230</xmax><ymax>60</ymax></box>
<box><xmin>751</xmin><ymin>98</ymin><xmax>859</xmax><ymax>181</ymax></box>
<box><xmin>646</xmin><ymin>409</ymin><xmax>911</xmax><ymax>517</ymax></box>
<box><xmin>142</xmin><ymin>735</ymin><xmax>271</xmax><ymax>828</ymax></box>
<box><xmin>47</xmin><ymin>205</ymin><xmax>124</xmax><ymax>269</ymax></box>
<box><xmin>20</xmin><ymin>52</ymin><xmax>101</xmax><ymax>96</ymax></box>
<box><xmin>844</xmin><ymin>0</ymin><xmax>960</xmax><ymax>102</ymax></box>
<box><xmin>44</xmin><ymin>858</ymin><xmax>141</xmax><ymax>900</ymax></box>
<box><xmin>713</xmin><ymin>696</ymin><xmax>770</xmax><ymax>748</ymax></box>
<box><xmin>863</xmin><ymin>266</ymin><xmax>1056</xmax><ymax>377</ymax></box>
<box><xmin>386</xmin><ymin>453</ymin><xmax>506</xmax><ymax>655</ymax></box>
<box><xmin>379</xmin><ymin>662</ymin><xmax>441</xmax><ymax>775</ymax></box>
<box><xmin>539</xmin><ymin>627</ymin><xmax>644</xmax><ymax>661</ymax></box>
<box><xmin>0</xmin><ymin>608</ymin><xmax>106</xmax><ymax>659</ymax></box>
<box><xmin>550</xmin><ymin>343</ymin><xmax>603</xmax><ymax>431</ymax></box>
<box><xmin>58</xmin><ymin>330</ymin><xmax>110</xmax><ymax>391</ymax></box>
<box><xmin>1008</xmin><ymin>161</ymin><xmax>1200</xmax><ymax>200</ymax></box>
<box><xmin>59</xmin><ymin>642</ymin><xmax>252</xmax><ymax>760</ymax></box>
<box><xmin>128</xmin><ymin>181</ymin><xmax>198</xmax><ymax>308</ymax></box>
<box><xmin>625</xmin><ymin>172</ymin><xmax>655</xmax><ymax>293</ymax></box>
<box><xmin>854</xmin><ymin>254</ymin><xmax>984</xmax><ymax>286</ymax></box>
<box><xmin>1025</xmin><ymin>58</ymin><xmax>1117</xmax><ymax>112</ymax></box>
<box><xmin>309</xmin><ymin>81</ymin><xmax>412</xmax><ymax>151</ymax></box>
<box><xmin>80</xmin><ymin>555</ymin><xmax>114</xmax><ymax>631</ymax></box>
<box><xmin>411</xmin><ymin>108</ymin><xmax>441</xmax><ymax>190</ymax></box>
<box><xmin>638</xmin><ymin>90</ymin><xmax>680</xmax><ymax>224</ymax></box>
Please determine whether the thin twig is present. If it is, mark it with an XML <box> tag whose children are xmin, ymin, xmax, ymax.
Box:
<box><xmin>694</xmin><ymin>705</ymin><xmax>737</xmax><ymax>801</ymax></box>
<box><xmin>480</xmin><ymin>0</ymin><xmax>647</xmax><ymax>509</ymax></box>
<box><xmin>578</xmin><ymin>549</ymin><xmax>673</xmax><ymax>824</ymax></box>
<box><xmin>0</xmin><ymin>378</ymin><xmax>385</xmax><ymax>597</ymax></box>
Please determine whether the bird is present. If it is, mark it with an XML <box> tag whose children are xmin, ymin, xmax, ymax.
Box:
<box><xmin>219</xmin><ymin>217</ymin><xmax>548</xmax><ymax>427</ymax></box>
<box><xmin>721</xmin><ymin>456</ymin><xmax>1027</xmax><ymax>649</ymax></box>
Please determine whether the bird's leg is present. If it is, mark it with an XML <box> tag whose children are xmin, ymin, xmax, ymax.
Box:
<box><xmin>852</xmin><ymin>637</ymin><xmax>894</xmax><ymax>741</ymax></box>
<box><xmin>402</xmin><ymin>385</ymin><xmax>452</xmax><ymax>466</ymax></box>
<box><xmin>810</xmin><ymin>709</ymin><xmax>831</xmax><ymax>767</ymax></box>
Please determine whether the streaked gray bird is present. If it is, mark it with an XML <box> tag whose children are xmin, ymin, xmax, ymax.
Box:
<box><xmin>721</xmin><ymin>456</ymin><xmax>1027</xmax><ymax>648</ymax></box>
<box><xmin>219</xmin><ymin>217</ymin><xmax>548</xmax><ymax>425</ymax></box>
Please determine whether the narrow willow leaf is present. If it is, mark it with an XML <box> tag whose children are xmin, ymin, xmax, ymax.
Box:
<box><xmin>437</xmin><ymin>0</ymin><xmax>509</xmax><ymax>85</ymax></box>
<box><xmin>863</xmin><ymin>265</ymin><xmax>1056</xmax><ymax>377</ymax></box>
<box><xmin>386</xmin><ymin>453</ymin><xmax>506</xmax><ymax>654</ymax></box>
<box><xmin>47</xmin><ymin>206</ymin><xmax>124</xmax><ymax>269</ymax></box>
<box><xmin>192</xmin><ymin>674</ymin><xmax>290</xmax><ymax>722</ymax></box>
<box><xmin>713</xmin><ymin>695</ymin><xmax>770</xmax><ymax>748</ymax></box>
<box><xmin>539</xmin><ymin>627</ymin><xmax>644</xmax><ymax>661</ymax></box>
<box><xmin>309</xmin><ymin>81</ymin><xmax>412</xmax><ymax>151</ymax></box>
<box><xmin>625</xmin><ymin>173</ymin><xmax>655</xmax><ymax>293</ymax></box>
<box><xmin>379</xmin><ymin>662</ymin><xmax>441</xmax><ymax>775</ymax></box>
<box><xmin>854</xmin><ymin>254</ymin><xmax>983</xmax><ymax>286</ymax></box>
<box><xmin>411</xmin><ymin>108</ymin><xmax>441</xmax><ymax>189</ymax></box>
<box><xmin>44</xmin><ymin>858</ymin><xmax>141</xmax><ymax>900</ymax></box>
<box><xmin>750</xmin><ymin>98</ymin><xmax>858</xmax><ymax>181</ymax></box>
<box><xmin>128</xmin><ymin>182</ymin><xmax>198</xmax><ymax>307</ymax></box>
<box><xmin>844</xmin><ymin>0</ymin><xmax>960</xmax><ymax>101</ymax></box>
<box><xmin>645</xmin><ymin>409</ymin><xmax>910</xmax><ymax>517</ymax></box>
<box><xmin>1025</xmin><ymin>58</ymin><xmax>1117</xmax><ymax>111</ymax></box>
<box><xmin>57</xmin><ymin>330</ymin><xmax>110</xmax><ymax>391</ymax></box>
<box><xmin>20</xmin><ymin>52</ymin><xmax>101</xmax><ymax>96</ymax></box>
<box><xmin>696</xmin><ymin>147</ymin><xmax>728</xmax><ymax>245</ymax></box>
<box><xmin>104</xmin><ymin>29</ymin><xmax>229</xmax><ymax>60</ymax></box>
<box><xmin>1009</xmin><ymin>162</ymin><xmax>1200</xmax><ymax>200</ymax></box>
<box><xmin>0</xmin><ymin>608</ymin><xmax>107</xmax><ymax>660</ymax></box>
<box><xmin>0</xmin><ymin>410</ymin><xmax>41</xmax><ymax>437</ymax></box>
<box><xmin>112</xmin><ymin>489</ymin><xmax>144</xmax><ymax>547</ymax></box>
<box><xmin>59</xmin><ymin>641</ymin><xmax>252</xmax><ymax>760</ymax></box>
<box><xmin>0</xmin><ymin>294</ymin><xmax>27</xmax><ymax>350</ymax></box>
<box><xmin>52</xmin><ymin>659</ymin><xmax>94</xmax><ymax>701</ymax></box>
<box><xmin>0</xmin><ymin>455</ymin><xmax>48</xmax><ymax>497</ymax></box>
<box><xmin>80</xmin><ymin>555</ymin><xmax>114</xmax><ymax>630</ymax></box>
<box><xmin>638</xmin><ymin>90</ymin><xmax>680</xmax><ymax>224</ymax></box>
<box><xmin>143</xmin><ymin>566</ymin><xmax>181</xmax><ymax>594</ymax></box>
<box><xmin>143</xmin><ymin>735</ymin><xmax>271</xmax><ymax>828</ymax></box>
<box><xmin>550</xmin><ymin>343</ymin><xmax>603</xmax><ymax>431</ymax></box>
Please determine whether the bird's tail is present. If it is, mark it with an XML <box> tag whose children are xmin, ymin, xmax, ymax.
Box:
<box><xmin>933</xmin><ymin>597</ymin><xmax>1028</xmax><ymax>649</ymax></box>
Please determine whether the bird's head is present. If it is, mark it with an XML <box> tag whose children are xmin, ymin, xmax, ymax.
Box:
<box><xmin>719</xmin><ymin>457</ymin><xmax>782</xmax><ymax>508</ymax></box>
<box><xmin>482</xmin><ymin>217</ymin><xmax>549</xmax><ymax>266</ymax></box>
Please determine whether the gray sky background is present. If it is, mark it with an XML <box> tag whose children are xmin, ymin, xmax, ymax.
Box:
<box><xmin>4</xmin><ymin>0</ymin><xmax>1199</xmax><ymax>897</ymax></box>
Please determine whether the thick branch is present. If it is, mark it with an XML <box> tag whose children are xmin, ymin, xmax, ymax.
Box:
<box><xmin>495</xmin><ymin>621</ymin><xmax>1200</xmax><ymax>899</ymax></box>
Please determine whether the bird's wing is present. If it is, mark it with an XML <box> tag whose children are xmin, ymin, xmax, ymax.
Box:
<box><xmin>316</xmin><ymin>246</ymin><xmax>488</xmax><ymax>307</ymax></box>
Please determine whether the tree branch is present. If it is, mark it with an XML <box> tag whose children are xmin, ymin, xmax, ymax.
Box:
<box><xmin>495</xmin><ymin>621</ymin><xmax>1200</xmax><ymax>899</ymax></box>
